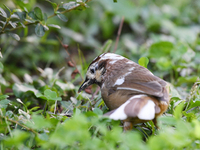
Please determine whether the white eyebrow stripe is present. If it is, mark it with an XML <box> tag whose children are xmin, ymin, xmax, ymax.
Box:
<box><xmin>117</xmin><ymin>87</ymin><xmax>145</xmax><ymax>93</ymax></box>
<box><xmin>100</xmin><ymin>53</ymin><xmax>125</xmax><ymax>60</ymax></box>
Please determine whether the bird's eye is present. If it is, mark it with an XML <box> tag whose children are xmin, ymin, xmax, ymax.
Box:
<box><xmin>90</xmin><ymin>68</ymin><xmax>95</xmax><ymax>73</ymax></box>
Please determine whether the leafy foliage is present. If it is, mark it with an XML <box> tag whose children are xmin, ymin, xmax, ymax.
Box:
<box><xmin>0</xmin><ymin>0</ymin><xmax>200</xmax><ymax>149</ymax></box>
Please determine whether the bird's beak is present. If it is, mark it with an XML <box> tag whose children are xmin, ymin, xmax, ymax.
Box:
<box><xmin>78</xmin><ymin>78</ymin><xmax>93</xmax><ymax>93</ymax></box>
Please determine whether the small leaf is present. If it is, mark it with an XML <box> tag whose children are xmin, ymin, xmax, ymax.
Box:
<box><xmin>44</xmin><ymin>89</ymin><xmax>62</xmax><ymax>101</ymax></box>
<box><xmin>20</xmin><ymin>22</ymin><xmax>25</xmax><ymax>28</ymax></box>
<box><xmin>63</xmin><ymin>2</ymin><xmax>78</xmax><ymax>10</ymax></box>
<box><xmin>25</xmin><ymin>19</ymin><xmax>35</xmax><ymax>23</ymax></box>
<box><xmin>102</xmin><ymin>39</ymin><xmax>112</xmax><ymax>53</ymax></box>
<box><xmin>11</xmin><ymin>14</ymin><xmax>20</xmax><ymax>19</ymax></box>
<box><xmin>9</xmin><ymin>33</ymin><xmax>20</xmax><ymax>41</ymax></box>
<box><xmin>56</xmin><ymin>13</ymin><xmax>68</xmax><ymax>22</ymax></box>
<box><xmin>0</xmin><ymin>7</ymin><xmax>7</xmax><ymax>18</ymax></box>
<box><xmin>0</xmin><ymin>99</ymin><xmax>10</xmax><ymax>109</ymax></box>
<box><xmin>138</xmin><ymin>57</ymin><xmax>149</xmax><ymax>68</ymax></box>
<box><xmin>48</xmin><ymin>24</ymin><xmax>61</xmax><ymax>29</ymax></box>
<box><xmin>35</xmin><ymin>23</ymin><xmax>45</xmax><ymax>37</ymax></box>
<box><xmin>93</xmin><ymin>108</ymin><xmax>103</xmax><ymax>115</ymax></box>
<box><xmin>28</xmin><ymin>11</ymin><xmax>37</xmax><ymax>20</ymax></box>
<box><xmin>46</xmin><ymin>0</ymin><xmax>58</xmax><ymax>11</ymax></box>
<box><xmin>173</xmin><ymin>101</ymin><xmax>185</xmax><ymax>120</ymax></box>
<box><xmin>15</xmin><ymin>11</ymin><xmax>26</xmax><ymax>20</ymax></box>
<box><xmin>43</xmin><ymin>13</ymin><xmax>48</xmax><ymax>23</ymax></box>
<box><xmin>3</xmin><ymin>4</ymin><xmax>11</xmax><ymax>13</ymax></box>
<box><xmin>9</xmin><ymin>21</ymin><xmax>17</xmax><ymax>28</ymax></box>
<box><xmin>0</xmin><ymin>62</ymin><xmax>4</xmax><ymax>72</ymax></box>
<box><xmin>113</xmin><ymin>0</ymin><xmax>117</xmax><ymax>2</ymax></box>
<box><xmin>0</xmin><ymin>95</ymin><xmax>8</xmax><ymax>100</ymax></box>
<box><xmin>34</xmin><ymin>7</ymin><xmax>43</xmax><ymax>20</ymax></box>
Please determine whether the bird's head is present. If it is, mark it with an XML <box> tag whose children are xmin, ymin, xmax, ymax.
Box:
<box><xmin>78</xmin><ymin>53</ymin><xmax>108</xmax><ymax>92</ymax></box>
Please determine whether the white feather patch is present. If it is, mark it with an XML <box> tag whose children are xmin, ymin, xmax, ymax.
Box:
<box><xmin>138</xmin><ymin>100</ymin><xmax>155</xmax><ymax>120</ymax></box>
<box><xmin>114</xmin><ymin>78</ymin><xmax>125</xmax><ymax>86</ymax></box>
<box><xmin>101</xmin><ymin>53</ymin><xmax>125</xmax><ymax>60</ymax></box>
<box><xmin>109</xmin><ymin>100</ymin><xmax>130</xmax><ymax>120</ymax></box>
<box><xmin>117</xmin><ymin>87</ymin><xmax>145</xmax><ymax>93</ymax></box>
<box><xmin>113</xmin><ymin>72</ymin><xmax>132</xmax><ymax>86</ymax></box>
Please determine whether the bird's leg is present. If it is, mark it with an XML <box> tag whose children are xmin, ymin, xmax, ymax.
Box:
<box><xmin>153</xmin><ymin>118</ymin><xmax>159</xmax><ymax>129</ymax></box>
<box><xmin>123</xmin><ymin>121</ymin><xmax>133</xmax><ymax>131</ymax></box>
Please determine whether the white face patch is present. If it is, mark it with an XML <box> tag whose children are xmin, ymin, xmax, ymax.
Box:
<box><xmin>86</xmin><ymin>62</ymin><xmax>98</xmax><ymax>79</ymax></box>
<box><xmin>138</xmin><ymin>100</ymin><xmax>155</xmax><ymax>120</ymax></box>
<box><xmin>109</xmin><ymin>100</ymin><xmax>130</xmax><ymax>120</ymax></box>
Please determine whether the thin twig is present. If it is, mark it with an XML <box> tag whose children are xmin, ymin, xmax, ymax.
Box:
<box><xmin>91</xmin><ymin>86</ymin><xmax>100</xmax><ymax>101</ymax></box>
<box><xmin>113</xmin><ymin>16</ymin><xmax>124</xmax><ymax>53</ymax></box>
<box><xmin>0</xmin><ymin>115</ymin><xmax>38</xmax><ymax>135</ymax></box>
<box><xmin>0</xmin><ymin>1</ymin><xmax>90</xmax><ymax>34</ymax></box>
<box><xmin>57</xmin><ymin>37</ymin><xmax>84</xmax><ymax>81</ymax></box>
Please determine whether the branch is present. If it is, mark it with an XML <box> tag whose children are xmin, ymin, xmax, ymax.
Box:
<box><xmin>0</xmin><ymin>115</ymin><xmax>38</xmax><ymax>135</ymax></box>
<box><xmin>113</xmin><ymin>16</ymin><xmax>124</xmax><ymax>53</ymax></box>
<box><xmin>57</xmin><ymin>37</ymin><xmax>84</xmax><ymax>81</ymax></box>
<box><xmin>0</xmin><ymin>1</ymin><xmax>90</xmax><ymax>35</ymax></box>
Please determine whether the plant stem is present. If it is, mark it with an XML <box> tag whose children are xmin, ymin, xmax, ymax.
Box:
<box><xmin>0</xmin><ymin>114</ymin><xmax>38</xmax><ymax>135</ymax></box>
<box><xmin>0</xmin><ymin>1</ymin><xmax>90</xmax><ymax>35</ymax></box>
<box><xmin>113</xmin><ymin>16</ymin><xmax>124</xmax><ymax>53</ymax></box>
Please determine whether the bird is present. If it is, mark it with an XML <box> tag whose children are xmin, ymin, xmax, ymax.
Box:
<box><xmin>78</xmin><ymin>53</ymin><xmax>170</xmax><ymax>131</ymax></box>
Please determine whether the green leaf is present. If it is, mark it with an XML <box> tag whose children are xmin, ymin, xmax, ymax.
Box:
<box><xmin>46</xmin><ymin>0</ymin><xmax>58</xmax><ymax>11</ymax></box>
<box><xmin>149</xmin><ymin>41</ymin><xmax>174</xmax><ymax>58</ymax></box>
<box><xmin>35</xmin><ymin>23</ymin><xmax>45</xmax><ymax>37</ymax></box>
<box><xmin>9</xmin><ymin>33</ymin><xmax>20</xmax><ymax>41</ymax></box>
<box><xmin>0</xmin><ymin>62</ymin><xmax>3</xmax><ymax>72</ymax></box>
<box><xmin>173</xmin><ymin>101</ymin><xmax>185</xmax><ymax>120</ymax></box>
<box><xmin>43</xmin><ymin>13</ymin><xmax>48</xmax><ymax>23</ymax></box>
<box><xmin>56</xmin><ymin>13</ymin><xmax>68</xmax><ymax>22</ymax></box>
<box><xmin>3</xmin><ymin>130</ymin><xmax>30</xmax><ymax>146</ymax></box>
<box><xmin>34</xmin><ymin>7</ymin><xmax>43</xmax><ymax>20</ymax></box>
<box><xmin>0</xmin><ymin>95</ymin><xmax>8</xmax><ymax>100</ymax></box>
<box><xmin>9</xmin><ymin>21</ymin><xmax>17</xmax><ymax>28</ymax></box>
<box><xmin>176</xmin><ymin>76</ymin><xmax>198</xmax><ymax>86</ymax></box>
<box><xmin>0</xmin><ymin>99</ymin><xmax>10</xmax><ymax>108</ymax></box>
<box><xmin>28</xmin><ymin>11</ymin><xmax>37</xmax><ymax>20</ymax></box>
<box><xmin>113</xmin><ymin>0</ymin><xmax>117</xmax><ymax>2</ymax></box>
<box><xmin>101</xmin><ymin>39</ymin><xmax>112</xmax><ymax>53</ymax></box>
<box><xmin>0</xmin><ymin>99</ymin><xmax>10</xmax><ymax>109</ymax></box>
<box><xmin>15</xmin><ymin>11</ymin><xmax>26</xmax><ymax>20</ymax></box>
<box><xmin>3</xmin><ymin>4</ymin><xmax>11</xmax><ymax>13</ymax></box>
<box><xmin>93</xmin><ymin>108</ymin><xmax>103</xmax><ymax>115</ymax></box>
<box><xmin>63</xmin><ymin>2</ymin><xmax>78</xmax><ymax>10</ymax></box>
<box><xmin>138</xmin><ymin>57</ymin><xmax>149</xmax><ymax>68</ymax></box>
<box><xmin>26</xmin><ymin>115</ymin><xmax>52</xmax><ymax>129</ymax></box>
<box><xmin>44</xmin><ymin>89</ymin><xmax>62</xmax><ymax>101</ymax></box>
<box><xmin>48</xmin><ymin>24</ymin><xmax>61</xmax><ymax>29</ymax></box>
<box><xmin>0</xmin><ymin>7</ymin><xmax>7</xmax><ymax>18</ymax></box>
<box><xmin>156</xmin><ymin>57</ymin><xmax>172</xmax><ymax>71</ymax></box>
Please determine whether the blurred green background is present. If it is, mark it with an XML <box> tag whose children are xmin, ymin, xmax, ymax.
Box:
<box><xmin>1</xmin><ymin>0</ymin><xmax>200</xmax><ymax>149</ymax></box>
<box><xmin>1</xmin><ymin>0</ymin><xmax>200</xmax><ymax>87</ymax></box>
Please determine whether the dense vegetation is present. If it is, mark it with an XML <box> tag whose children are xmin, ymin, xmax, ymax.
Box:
<box><xmin>0</xmin><ymin>0</ymin><xmax>200</xmax><ymax>149</ymax></box>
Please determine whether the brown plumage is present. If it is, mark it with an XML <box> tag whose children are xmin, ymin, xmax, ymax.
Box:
<box><xmin>78</xmin><ymin>53</ymin><xmax>170</xmax><ymax>130</ymax></box>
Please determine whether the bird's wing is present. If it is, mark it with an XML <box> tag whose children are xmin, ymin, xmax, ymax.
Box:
<box><xmin>111</xmin><ymin>65</ymin><xmax>167</xmax><ymax>100</ymax></box>
<box><xmin>104</xmin><ymin>95</ymin><xmax>161</xmax><ymax>121</ymax></box>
